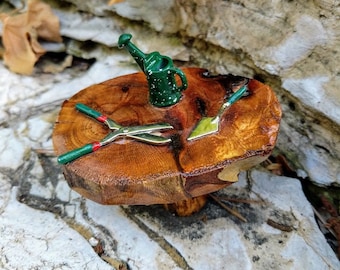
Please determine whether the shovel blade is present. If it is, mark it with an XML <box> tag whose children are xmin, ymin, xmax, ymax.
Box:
<box><xmin>187</xmin><ymin>116</ymin><xmax>219</xmax><ymax>141</ymax></box>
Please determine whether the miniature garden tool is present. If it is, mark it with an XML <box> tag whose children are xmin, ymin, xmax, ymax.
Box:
<box><xmin>118</xmin><ymin>33</ymin><xmax>188</xmax><ymax>107</ymax></box>
<box><xmin>57</xmin><ymin>103</ymin><xmax>173</xmax><ymax>164</ymax></box>
<box><xmin>187</xmin><ymin>82</ymin><xmax>249</xmax><ymax>141</ymax></box>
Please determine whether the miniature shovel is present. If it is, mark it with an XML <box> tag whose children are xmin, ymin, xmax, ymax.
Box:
<box><xmin>187</xmin><ymin>83</ymin><xmax>248</xmax><ymax>141</ymax></box>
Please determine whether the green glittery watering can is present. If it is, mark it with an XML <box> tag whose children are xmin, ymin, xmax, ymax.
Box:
<box><xmin>118</xmin><ymin>33</ymin><xmax>188</xmax><ymax>107</ymax></box>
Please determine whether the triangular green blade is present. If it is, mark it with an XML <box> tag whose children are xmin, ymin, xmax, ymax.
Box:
<box><xmin>187</xmin><ymin>116</ymin><xmax>219</xmax><ymax>141</ymax></box>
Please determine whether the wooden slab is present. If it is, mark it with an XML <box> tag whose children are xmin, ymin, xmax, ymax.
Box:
<box><xmin>53</xmin><ymin>68</ymin><xmax>281</xmax><ymax>205</ymax></box>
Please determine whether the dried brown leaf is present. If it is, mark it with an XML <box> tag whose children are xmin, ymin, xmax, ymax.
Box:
<box><xmin>108</xmin><ymin>0</ymin><xmax>125</xmax><ymax>5</ymax></box>
<box><xmin>0</xmin><ymin>13</ymin><xmax>38</xmax><ymax>74</ymax></box>
<box><xmin>27</xmin><ymin>0</ymin><xmax>62</xmax><ymax>42</ymax></box>
<box><xmin>0</xmin><ymin>0</ymin><xmax>62</xmax><ymax>75</ymax></box>
<box><xmin>40</xmin><ymin>54</ymin><xmax>73</xmax><ymax>74</ymax></box>
<box><xmin>266</xmin><ymin>163</ymin><xmax>283</xmax><ymax>175</ymax></box>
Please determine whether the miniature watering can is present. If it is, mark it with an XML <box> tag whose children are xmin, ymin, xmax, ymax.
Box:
<box><xmin>118</xmin><ymin>33</ymin><xmax>188</xmax><ymax>107</ymax></box>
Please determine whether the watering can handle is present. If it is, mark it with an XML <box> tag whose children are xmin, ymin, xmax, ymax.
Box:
<box><xmin>171</xmin><ymin>68</ymin><xmax>188</xmax><ymax>92</ymax></box>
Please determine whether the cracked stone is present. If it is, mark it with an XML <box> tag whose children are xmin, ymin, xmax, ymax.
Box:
<box><xmin>0</xmin><ymin>188</ymin><xmax>113</xmax><ymax>270</ymax></box>
<box><xmin>0</xmin><ymin>173</ymin><xmax>11</xmax><ymax>215</ymax></box>
<box><xmin>0</xmin><ymin>50</ymin><xmax>338</xmax><ymax>270</ymax></box>
<box><xmin>0</xmin><ymin>1</ymin><xmax>339</xmax><ymax>268</ymax></box>
<box><xmin>0</xmin><ymin>128</ymin><xmax>26</xmax><ymax>170</ymax></box>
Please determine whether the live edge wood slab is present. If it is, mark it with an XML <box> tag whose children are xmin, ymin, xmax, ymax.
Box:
<box><xmin>53</xmin><ymin>68</ymin><xmax>281</xmax><ymax>206</ymax></box>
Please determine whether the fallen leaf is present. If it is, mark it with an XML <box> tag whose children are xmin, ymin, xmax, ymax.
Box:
<box><xmin>266</xmin><ymin>163</ymin><xmax>283</xmax><ymax>175</ymax></box>
<box><xmin>27</xmin><ymin>0</ymin><xmax>62</xmax><ymax>42</ymax></box>
<box><xmin>0</xmin><ymin>0</ymin><xmax>62</xmax><ymax>75</ymax></box>
<box><xmin>108</xmin><ymin>0</ymin><xmax>125</xmax><ymax>5</ymax></box>
<box><xmin>40</xmin><ymin>54</ymin><xmax>73</xmax><ymax>74</ymax></box>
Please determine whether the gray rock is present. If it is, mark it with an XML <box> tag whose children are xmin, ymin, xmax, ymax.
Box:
<box><xmin>172</xmin><ymin>0</ymin><xmax>340</xmax><ymax>186</ymax></box>
<box><xmin>0</xmin><ymin>52</ymin><xmax>338</xmax><ymax>270</ymax></box>
<box><xmin>112</xmin><ymin>0</ymin><xmax>178</xmax><ymax>33</ymax></box>
<box><xmin>0</xmin><ymin>188</ymin><xmax>113</xmax><ymax>270</ymax></box>
<box><xmin>51</xmin><ymin>0</ymin><xmax>340</xmax><ymax>186</ymax></box>
<box><xmin>1</xmin><ymin>161</ymin><xmax>339</xmax><ymax>269</ymax></box>
<box><xmin>0</xmin><ymin>54</ymin><xmax>338</xmax><ymax>267</ymax></box>
<box><xmin>61</xmin><ymin>0</ymin><xmax>178</xmax><ymax>33</ymax></box>
<box><xmin>0</xmin><ymin>1</ymin><xmax>339</xmax><ymax>268</ymax></box>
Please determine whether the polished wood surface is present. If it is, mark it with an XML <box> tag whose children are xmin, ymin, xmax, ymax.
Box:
<box><xmin>53</xmin><ymin>68</ymin><xmax>281</xmax><ymax>205</ymax></box>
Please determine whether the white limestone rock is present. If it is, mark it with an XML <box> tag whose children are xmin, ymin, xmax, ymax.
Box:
<box><xmin>0</xmin><ymin>173</ymin><xmax>11</xmax><ymax>215</ymax></box>
<box><xmin>0</xmin><ymin>128</ymin><xmax>26</xmax><ymax>171</ymax></box>
<box><xmin>250</xmin><ymin>170</ymin><xmax>338</xmax><ymax>269</ymax></box>
<box><xmin>172</xmin><ymin>0</ymin><xmax>340</xmax><ymax>186</ymax></box>
<box><xmin>112</xmin><ymin>0</ymin><xmax>178</xmax><ymax>33</ymax></box>
<box><xmin>174</xmin><ymin>0</ymin><xmax>340</xmax><ymax>124</ymax></box>
<box><xmin>2</xmin><ymin>154</ymin><xmax>339</xmax><ymax>269</ymax></box>
<box><xmin>54</xmin><ymin>8</ymin><xmax>189</xmax><ymax>61</ymax></box>
<box><xmin>282</xmin><ymin>76</ymin><xmax>340</xmax><ymax>127</ymax></box>
<box><xmin>61</xmin><ymin>0</ymin><xmax>178</xmax><ymax>33</ymax></box>
<box><xmin>0</xmin><ymin>188</ymin><xmax>113</xmax><ymax>270</ymax></box>
<box><xmin>55</xmin><ymin>9</ymin><xmax>121</xmax><ymax>47</ymax></box>
<box><xmin>0</xmin><ymin>109</ymin><xmax>338</xmax><ymax>269</ymax></box>
<box><xmin>0</xmin><ymin>1</ymin><xmax>339</xmax><ymax>268</ymax></box>
<box><xmin>0</xmin><ymin>56</ymin><xmax>137</xmax><ymax>125</ymax></box>
<box><xmin>84</xmin><ymin>170</ymin><xmax>340</xmax><ymax>270</ymax></box>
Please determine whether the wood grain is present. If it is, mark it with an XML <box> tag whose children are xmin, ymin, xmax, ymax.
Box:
<box><xmin>53</xmin><ymin>68</ymin><xmax>281</xmax><ymax>205</ymax></box>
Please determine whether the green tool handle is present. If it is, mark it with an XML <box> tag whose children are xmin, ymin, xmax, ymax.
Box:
<box><xmin>76</xmin><ymin>103</ymin><xmax>105</xmax><ymax>122</ymax></box>
<box><xmin>228</xmin><ymin>84</ymin><xmax>248</xmax><ymax>105</ymax></box>
<box><xmin>57</xmin><ymin>143</ymin><xmax>99</xmax><ymax>164</ymax></box>
<box><xmin>217</xmin><ymin>84</ymin><xmax>248</xmax><ymax>116</ymax></box>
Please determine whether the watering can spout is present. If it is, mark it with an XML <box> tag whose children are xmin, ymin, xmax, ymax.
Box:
<box><xmin>118</xmin><ymin>33</ymin><xmax>147</xmax><ymax>72</ymax></box>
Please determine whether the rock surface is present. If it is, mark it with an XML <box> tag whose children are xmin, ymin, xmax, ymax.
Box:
<box><xmin>0</xmin><ymin>0</ymin><xmax>339</xmax><ymax>269</ymax></box>
<box><xmin>0</xmin><ymin>52</ymin><xmax>338</xmax><ymax>270</ymax></box>
<box><xmin>1</xmin><ymin>147</ymin><xmax>339</xmax><ymax>269</ymax></box>
<box><xmin>40</xmin><ymin>0</ymin><xmax>340</xmax><ymax>186</ymax></box>
<box><xmin>171</xmin><ymin>0</ymin><xmax>340</xmax><ymax>187</ymax></box>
